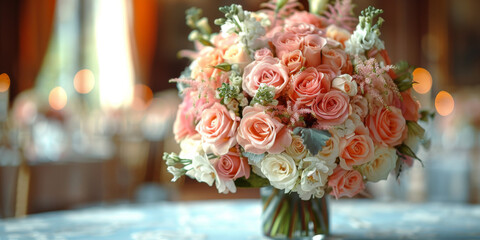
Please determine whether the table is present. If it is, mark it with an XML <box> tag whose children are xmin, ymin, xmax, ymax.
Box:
<box><xmin>1</xmin><ymin>199</ymin><xmax>480</xmax><ymax>240</ymax></box>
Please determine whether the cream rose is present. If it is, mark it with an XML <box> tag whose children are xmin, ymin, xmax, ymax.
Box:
<box><xmin>296</xmin><ymin>156</ymin><xmax>336</xmax><ymax>200</ymax></box>
<box><xmin>237</xmin><ymin>105</ymin><xmax>292</xmax><ymax>154</ymax></box>
<box><xmin>317</xmin><ymin>131</ymin><xmax>340</xmax><ymax>162</ymax></box>
<box><xmin>332</xmin><ymin>74</ymin><xmax>357</xmax><ymax>96</ymax></box>
<box><xmin>196</xmin><ymin>103</ymin><xmax>239</xmax><ymax>156</ymax></box>
<box><xmin>223</xmin><ymin>44</ymin><xmax>252</xmax><ymax>70</ymax></box>
<box><xmin>358</xmin><ymin>146</ymin><xmax>397</xmax><ymax>182</ymax></box>
<box><xmin>285</xmin><ymin>135</ymin><xmax>309</xmax><ymax>162</ymax></box>
<box><xmin>260</xmin><ymin>153</ymin><xmax>299</xmax><ymax>192</ymax></box>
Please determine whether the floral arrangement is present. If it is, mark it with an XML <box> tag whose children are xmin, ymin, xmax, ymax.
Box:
<box><xmin>164</xmin><ymin>0</ymin><xmax>429</xmax><ymax>201</ymax></box>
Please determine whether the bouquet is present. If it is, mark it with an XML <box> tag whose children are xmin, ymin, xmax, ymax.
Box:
<box><xmin>163</xmin><ymin>0</ymin><xmax>430</xmax><ymax>201</ymax></box>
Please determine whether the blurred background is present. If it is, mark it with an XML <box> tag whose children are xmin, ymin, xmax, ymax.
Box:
<box><xmin>0</xmin><ymin>0</ymin><xmax>479</xmax><ymax>218</ymax></box>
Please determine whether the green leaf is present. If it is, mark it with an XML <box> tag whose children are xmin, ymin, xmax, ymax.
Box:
<box><xmin>213</xmin><ymin>63</ymin><xmax>232</xmax><ymax>72</ymax></box>
<box><xmin>419</xmin><ymin>110</ymin><xmax>435</xmax><ymax>122</ymax></box>
<box><xmin>293</xmin><ymin>127</ymin><xmax>331</xmax><ymax>155</ymax></box>
<box><xmin>406</xmin><ymin>121</ymin><xmax>425</xmax><ymax>139</ymax></box>
<box><xmin>234</xmin><ymin>172</ymin><xmax>270</xmax><ymax>188</ymax></box>
<box><xmin>275</xmin><ymin>0</ymin><xmax>288</xmax><ymax>13</ymax></box>
<box><xmin>242</xmin><ymin>151</ymin><xmax>265</xmax><ymax>165</ymax></box>
<box><xmin>396</xmin><ymin>143</ymin><xmax>424</xmax><ymax>167</ymax></box>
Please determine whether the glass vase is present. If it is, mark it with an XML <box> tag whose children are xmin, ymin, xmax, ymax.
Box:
<box><xmin>260</xmin><ymin>187</ymin><xmax>329</xmax><ymax>239</ymax></box>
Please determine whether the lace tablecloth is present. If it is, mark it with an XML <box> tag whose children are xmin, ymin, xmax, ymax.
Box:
<box><xmin>1</xmin><ymin>200</ymin><xmax>480</xmax><ymax>240</ymax></box>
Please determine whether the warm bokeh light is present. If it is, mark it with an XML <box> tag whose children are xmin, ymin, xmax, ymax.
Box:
<box><xmin>435</xmin><ymin>91</ymin><xmax>454</xmax><ymax>116</ymax></box>
<box><xmin>74</xmin><ymin>69</ymin><xmax>95</xmax><ymax>94</ymax></box>
<box><xmin>412</xmin><ymin>68</ymin><xmax>433</xmax><ymax>94</ymax></box>
<box><xmin>132</xmin><ymin>84</ymin><xmax>153</xmax><ymax>111</ymax></box>
<box><xmin>96</xmin><ymin>0</ymin><xmax>134</xmax><ymax>109</ymax></box>
<box><xmin>0</xmin><ymin>73</ymin><xmax>11</xmax><ymax>92</ymax></box>
<box><xmin>49</xmin><ymin>87</ymin><xmax>68</xmax><ymax>110</ymax></box>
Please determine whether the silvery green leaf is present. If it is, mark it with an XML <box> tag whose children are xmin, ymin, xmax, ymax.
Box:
<box><xmin>293</xmin><ymin>127</ymin><xmax>331</xmax><ymax>155</ymax></box>
<box><xmin>242</xmin><ymin>151</ymin><xmax>265</xmax><ymax>165</ymax></box>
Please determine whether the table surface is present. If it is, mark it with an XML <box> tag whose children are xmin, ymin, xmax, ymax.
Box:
<box><xmin>1</xmin><ymin>199</ymin><xmax>480</xmax><ymax>240</ymax></box>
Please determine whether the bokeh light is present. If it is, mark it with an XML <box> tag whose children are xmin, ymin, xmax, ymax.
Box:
<box><xmin>132</xmin><ymin>84</ymin><xmax>153</xmax><ymax>111</ymax></box>
<box><xmin>49</xmin><ymin>87</ymin><xmax>68</xmax><ymax>111</ymax></box>
<box><xmin>412</xmin><ymin>68</ymin><xmax>433</xmax><ymax>94</ymax></box>
<box><xmin>0</xmin><ymin>73</ymin><xmax>11</xmax><ymax>92</ymax></box>
<box><xmin>74</xmin><ymin>69</ymin><xmax>95</xmax><ymax>94</ymax></box>
<box><xmin>435</xmin><ymin>91</ymin><xmax>454</xmax><ymax>116</ymax></box>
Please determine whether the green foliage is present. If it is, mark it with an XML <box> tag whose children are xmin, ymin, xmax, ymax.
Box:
<box><xmin>359</xmin><ymin>6</ymin><xmax>384</xmax><ymax>36</ymax></box>
<box><xmin>235</xmin><ymin>172</ymin><xmax>270</xmax><ymax>188</ymax></box>
<box><xmin>292</xmin><ymin>128</ymin><xmax>331</xmax><ymax>155</ymax></box>
<box><xmin>250</xmin><ymin>84</ymin><xmax>278</xmax><ymax>106</ymax></box>
<box><xmin>394</xmin><ymin>61</ymin><xmax>415</xmax><ymax>92</ymax></box>
<box><xmin>217</xmin><ymin>83</ymin><xmax>240</xmax><ymax>104</ymax></box>
<box><xmin>396</xmin><ymin>143</ymin><xmax>424</xmax><ymax>167</ymax></box>
<box><xmin>185</xmin><ymin>7</ymin><xmax>212</xmax><ymax>46</ymax></box>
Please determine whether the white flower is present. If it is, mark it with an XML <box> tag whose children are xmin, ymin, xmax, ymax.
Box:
<box><xmin>295</xmin><ymin>156</ymin><xmax>336</xmax><ymax>200</ymax></box>
<box><xmin>285</xmin><ymin>135</ymin><xmax>309</xmax><ymax>162</ymax></box>
<box><xmin>316</xmin><ymin>131</ymin><xmax>340</xmax><ymax>162</ymax></box>
<box><xmin>215</xmin><ymin>177</ymin><xmax>237</xmax><ymax>194</ymax></box>
<box><xmin>332</xmin><ymin>74</ymin><xmax>357</xmax><ymax>96</ymax></box>
<box><xmin>358</xmin><ymin>146</ymin><xmax>397</xmax><ymax>182</ymax></box>
<box><xmin>186</xmin><ymin>154</ymin><xmax>216</xmax><ymax>186</ymax></box>
<box><xmin>260</xmin><ymin>153</ymin><xmax>299</xmax><ymax>192</ymax></box>
<box><xmin>332</xmin><ymin>118</ymin><xmax>356</xmax><ymax>138</ymax></box>
<box><xmin>345</xmin><ymin>27</ymin><xmax>384</xmax><ymax>56</ymax></box>
<box><xmin>167</xmin><ymin>166</ymin><xmax>185</xmax><ymax>182</ymax></box>
<box><xmin>179</xmin><ymin>136</ymin><xmax>203</xmax><ymax>160</ymax></box>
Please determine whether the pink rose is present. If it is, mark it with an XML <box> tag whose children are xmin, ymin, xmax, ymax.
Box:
<box><xmin>316</xmin><ymin>64</ymin><xmax>340</xmax><ymax>82</ymax></box>
<box><xmin>272</xmin><ymin>32</ymin><xmax>303</xmax><ymax>59</ymax></box>
<box><xmin>242</xmin><ymin>57</ymin><xmax>289</xmax><ymax>98</ymax></box>
<box><xmin>255</xmin><ymin>48</ymin><xmax>274</xmax><ymax>61</ymax></box>
<box><xmin>339</xmin><ymin>129</ymin><xmax>375</xmax><ymax>170</ymax></box>
<box><xmin>173</xmin><ymin>92</ymin><xmax>198</xmax><ymax>142</ymax></box>
<box><xmin>286</xmin><ymin>11</ymin><xmax>324</xmax><ymax>29</ymax></box>
<box><xmin>212</xmin><ymin>33</ymin><xmax>238</xmax><ymax>51</ymax></box>
<box><xmin>351</xmin><ymin>95</ymin><xmax>369</xmax><ymax>119</ymax></box>
<box><xmin>196</xmin><ymin>103</ymin><xmax>239</xmax><ymax>155</ymax></box>
<box><xmin>321</xmin><ymin>45</ymin><xmax>353</xmax><ymax>74</ymax></box>
<box><xmin>214</xmin><ymin>148</ymin><xmax>251</xmax><ymax>181</ymax></box>
<box><xmin>288</xmin><ymin>67</ymin><xmax>330</xmax><ymax>107</ymax></box>
<box><xmin>328</xmin><ymin>166</ymin><xmax>365</xmax><ymax>199</ymax></box>
<box><xmin>400</xmin><ymin>90</ymin><xmax>420</xmax><ymax>121</ymax></box>
<box><xmin>285</xmin><ymin>23</ymin><xmax>320</xmax><ymax>36</ymax></box>
<box><xmin>303</xmin><ymin>34</ymin><xmax>327</xmax><ymax>68</ymax></box>
<box><xmin>281</xmin><ymin>50</ymin><xmax>305</xmax><ymax>75</ymax></box>
<box><xmin>367</xmin><ymin>106</ymin><xmax>407</xmax><ymax>147</ymax></box>
<box><xmin>312</xmin><ymin>90</ymin><xmax>350</xmax><ymax>126</ymax></box>
<box><xmin>237</xmin><ymin>105</ymin><xmax>292</xmax><ymax>154</ymax></box>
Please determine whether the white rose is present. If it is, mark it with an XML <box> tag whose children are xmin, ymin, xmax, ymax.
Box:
<box><xmin>332</xmin><ymin>74</ymin><xmax>357</xmax><ymax>96</ymax></box>
<box><xmin>260</xmin><ymin>153</ymin><xmax>299</xmax><ymax>192</ymax></box>
<box><xmin>223</xmin><ymin>44</ymin><xmax>252</xmax><ymax>70</ymax></box>
<box><xmin>186</xmin><ymin>154</ymin><xmax>216</xmax><ymax>186</ymax></box>
<box><xmin>295</xmin><ymin>156</ymin><xmax>336</xmax><ymax>200</ymax></box>
<box><xmin>316</xmin><ymin>131</ymin><xmax>340</xmax><ymax>163</ymax></box>
<box><xmin>179</xmin><ymin>136</ymin><xmax>203</xmax><ymax>160</ymax></box>
<box><xmin>358</xmin><ymin>146</ymin><xmax>397</xmax><ymax>182</ymax></box>
<box><xmin>285</xmin><ymin>135</ymin><xmax>309</xmax><ymax>162</ymax></box>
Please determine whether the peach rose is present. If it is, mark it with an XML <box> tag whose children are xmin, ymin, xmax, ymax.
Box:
<box><xmin>191</xmin><ymin>47</ymin><xmax>224</xmax><ymax>79</ymax></box>
<box><xmin>285</xmin><ymin>135</ymin><xmax>309</xmax><ymax>162</ymax></box>
<box><xmin>328</xmin><ymin>166</ymin><xmax>365</xmax><ymax>199</ymax></box>
<box><xmin>196</xmin><ymin>103</ymin><xmax>239</xmax><ymax>155</ymax></box>
<box><xmin>214</xmin><ymin>148</ymin><xmax>250</xmax><ymax>181</ymax></box>
<box><xmin>223</xmin><ymin>44</ymin><xmax>252</xmax><ymax>70</ymax></box>
<box><xmin>312</xmin><ymin>90</ymin><xmax>350</xmax><ymax>126</ymax></box>
<box><xmin>316</xmin><ymin>64</ymin><xmax>340</xmax><ymax>82</ymax></box>
<box><xmin>272</xmin><ymin>32</ymin><xmax>303</xmax><ymax>59</ymax></box>
<box><xmin>211</xmin><ymin>33</ymin><xmax>237</xmax><ymax>51</ymax></box>
<box><xmin>255</xmin><ymin>48</ymin><xmax>274</xmax><ymax>61</ymax></box>
<box><xmin>321</xmin><ymin>45</ymin><xmax>353</xmax><ymax>74</ymax></box>
<box><xmin>326</xmin><ymin>25</ymin><xmax>351</xmax><ymax>47</ymax></box>
<box><xmin>303</xmin><ymin>34</ymin><xmax>327</xmax><ymax>68</ymax></box>
<box><xmin>367</xmin><ymin>106</ymin><xmax>407</xmax><ymax>147</ymax></box>
<box><xmin>237</xmin><ymin>105</ymin><xmax>292</xmax><ymax>154</ymax></box>
<box><xmin>285</xmin><ymin>23</ymin><xmax>320</xmax><ymax>36</ymax></box>
<box><xmin>286</xmin><ymin>11</ymin><xmax>324</xmax><ymax>29</ymax></box>
<box><xmin>339</xmin><ymin>130</ymin><xmax>375</xmax><ymax>170</ymax></box>
<box><xmin>289</xmin><ymin>67</ymin><xmax>330</xmax><ymax>107</ymax></box>
<box><xmin>173</xmin><ymin>92</ymin><xmax>198</xmax><ymax>142</ymax></box>
<box><xmin>400</xmin><ymin>90</ymin><xmax>420</xmax><ymax>121</ymax></box>
<box><xmin>242</xmin><ymin>57</ymin><xmax>289</xmax><ymax>98</ymax></box>
<box><xmin>281</xmin><ymin>50</ymin><xmax>305</xmax><ymax>75</ymax></box>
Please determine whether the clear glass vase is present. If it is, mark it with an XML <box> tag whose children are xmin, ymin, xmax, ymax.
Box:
<box><xmin>260</xmin><ymin>187</ymin><xmax>329</xmax><ymax>239</ymax></box>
